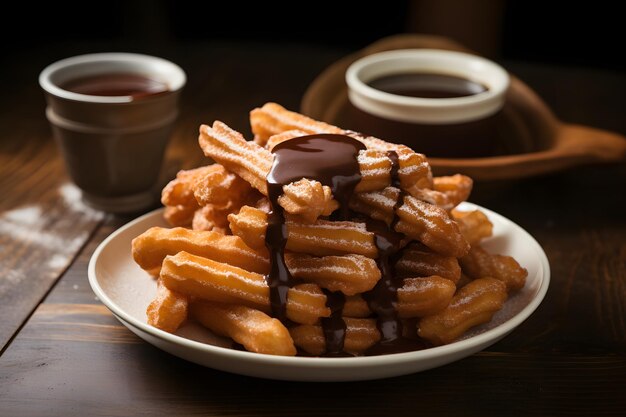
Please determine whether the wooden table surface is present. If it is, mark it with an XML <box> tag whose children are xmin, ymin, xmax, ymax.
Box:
<box><xmin>1</xmin><ymin>41</ymin><xmax>625</xmax><ymax>416</ymax></box>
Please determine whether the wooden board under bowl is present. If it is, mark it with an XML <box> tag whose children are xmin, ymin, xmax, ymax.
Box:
<box><xmin>301</xmin><ymin>34</ymin><xmax>626</xmax><ymax>180</ymax></box>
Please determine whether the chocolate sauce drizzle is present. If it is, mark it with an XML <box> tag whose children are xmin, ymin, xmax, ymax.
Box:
<box><xmin>265</xmin><ymin>134</ymin><xmax>365</xmax><ymax>354</ymax></box>
<box><xmin>359</xmin><ymin>151</ymin><xmax>406</xmax><ymax>354</ymax></box>
<box><xmin>266</xmin><ymin>140</ymin><xmax>424</xmax><ymax>356</ymax></box>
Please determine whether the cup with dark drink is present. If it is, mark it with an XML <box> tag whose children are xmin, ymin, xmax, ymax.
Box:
<box><xmin>39</xmin><ymin>53</ymin><xmax>186</xmax><ymax>212</ymax></box>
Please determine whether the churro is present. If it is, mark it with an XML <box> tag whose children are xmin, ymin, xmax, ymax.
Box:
<box><xmin>460</xmin><ymin>245</ymin><xmax>527</xmax><ymax>291</ymax></box>
<box><xmin>191</xmin><ymin>302</ymin><xmax>296</xmax><ymax>356</ymax></box>
<box><xmin>395</xmin><ymin>244</ymin><xmax>461</xmax><ymax>283</ymax></box>
<box><xmin>418</xmin><ymin>277</ymin><xmax>508</xmax><ymax>345</ymax></box>
<box><xmin>132</xmin><ymin>226</ymin><xmax>268</xmax><ymax>275</ymax></box>
<box><xmin>160</xmin><ymin>251</ymin><xmax>329</xmax><ymax>324</ymax></box>
<box><xmin>161</xmin><ymin>165</ymin><xmax>218</xmax><ymax>207</ymax></box>
<box><xmin>228</xmin><ymin>205</ymin><xmax>377</xmax><ymax>257</ymax></box>
<box><xmin>192</xmin><ymin>163</ymin><xmax>253</xmax><ymax>209</ymax></box>
<box><xmin>452</xmin><ymin>209</ymin><xmax>494</xmax><ymax>245</ymax></box>
<box><xmin>285</xmin><ymin>253</ymin><xmax>380</xmax><ymax>295</ymax></box>
<box><xmin>147</xmin><ymin>278</ymin><xmax>188</xmax><ymax>333</ymax></box>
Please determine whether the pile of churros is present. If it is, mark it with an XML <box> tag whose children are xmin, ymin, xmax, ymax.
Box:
<box><xmin>131</xmin><ymin>102</ymin><xmax>527</xmax><ymax>356</ymax></box>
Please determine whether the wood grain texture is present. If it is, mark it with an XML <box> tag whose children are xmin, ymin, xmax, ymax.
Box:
<box><xmin>0</xmin><ymin>41</ymin><xmax>625</xmax><ymax>416</ymax></box>
<box><xmin>0</xmin><ymin>137</ymin><xmax>105</xmax><ymax>350</ymax></box>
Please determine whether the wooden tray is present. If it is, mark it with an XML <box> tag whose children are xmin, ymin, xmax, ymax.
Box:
<box><xmin>301</xmin><ymin>34</ymin><xmax>626</xmax><ymax>180</ymax></box>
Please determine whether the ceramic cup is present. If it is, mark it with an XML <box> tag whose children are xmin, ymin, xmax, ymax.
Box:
<box><xmin>39</xmin><ymin>53</ymin><xmax>186</xmax><ymax>213</ymax></box>
<box><xmin>345</xmin><ymin>49</ymin><xmax>510</xmax><ymax>157</ymax></box>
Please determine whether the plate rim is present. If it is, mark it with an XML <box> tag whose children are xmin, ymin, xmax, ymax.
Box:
<box><xmin>88</xmin><ymin>203</ymin><xmax>550</xmax><ymax>370</ymax></box>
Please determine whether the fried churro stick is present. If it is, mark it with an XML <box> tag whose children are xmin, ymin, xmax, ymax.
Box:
<box><xmin>285</xmin><ymin>253</ymin><xmax>380</xmax><ymax>295</ymax></box>
<box><xmin>161</xmin><ymin>165</ymin><xmax>219</xmax><ymax>207</ymax></box>
<box><xmin>325</xmin><ymin>276</ymin><xmax>455</xmax><ymax>319</ymax></box>
<box><xmin>350</xmin><ymin>186</ymin><xmax>398</xmax><ymax>225</ymax></box>
<box><xmin>452</xmin><ymin>209</ymin><xmax>494</xmax><ymax>245</ymax></box>
<box><xmin>193</xmin><ymin>163</ymin><xmax>253</xmax><ymax>209</ymax></box>
<box><xmin>433</xmin><ymin>175</ymin><xmax>473</xmax><ymax>209</ymax></box>
<box><xmin>132</xmin><ymin>227</ymin><xmax>269</xmax><ymax>275</ymax></box>
<box><xmin>277</xmin><ymin>179</ymin><xmax>338</xmax><ymax>223</ymax></box>
<box><xmin>351</xmin><ymin>188</ymin><xmax>469</xmax><ymax>257</ymax></box>
<box><xmin>418</xmin><ymin>277</ymin><xmax>507</xmax><ymax>345</ymax></box>
<box><xmin>228</xmin><ymin>206</ymin><xmax>377</xmax><ymax>257</ymax></box>
<box><xmin>395</xmin><ymin>244</ymin><xmax>461</xmax><ymax>283</ymax></box>
<box><xmin>191</xmin><ymin>302</ymin><xmax>296</xmax><ymax>356</ymax></box>
<box><xmin>397</xmin><ymin>277</ymin><xmax>456</xmax><ymax>317</ymax></box>
<box><xmin>251</xmin><ymin>103</ymin><xmax>343</xmax><ymax>146</ymax></box>
<box><xmin>289</xmin><ymin>318</ymin><xmax>381</xmax><ymax>356</ymax></box>
<box><xmin>147</xmin><ymin>278</ymin><xmax>188</xmax><ymax>333</ymax></box>
<box><xmin>460</xmin><ymin>245</ymin><xmax>527</xmax><ymax>291</ymax></box>
<box><xmin>160</xmin><ymin>251</ymin><xmax>329</xmax><ymax>324</ymax></box>
<box><xmin>199</xmin><ymin>122</ymin><xmax>272</xmax><ymax>195</ymax></box>
<box><xmin>395</xmin><ymin>194</ymin><xmax>470</xmax><ymax>257</ymax></box>
<box><xmin>412</xmin><ymin>175</ymin><xmax>473</xmax><ymax>211</ymax></box>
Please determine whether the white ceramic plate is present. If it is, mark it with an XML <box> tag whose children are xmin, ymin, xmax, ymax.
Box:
<box><xmin>88</xmin><ymin>203</ymin><xmax>549</xmax><ymax>381</ymax></box>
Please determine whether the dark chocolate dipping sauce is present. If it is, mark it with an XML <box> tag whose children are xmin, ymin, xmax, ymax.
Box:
<box><xmin>368</xmin><ymin>73</ymin><xmax>487</xmax><ymax>99</ymax></box>
<box><xmin>361</xmin><ymin>151</ymin><xmax>416</xmax><ymax>355</ymax></box>
<box><xmin>61</xmin><ymin>73</ymin><xmax>169</xmax><ymax>99</ymax></box>
<box><xmin>265</xmin><ymin>134</ymin><xmax>365</xmax><ymax>355</ymax></box>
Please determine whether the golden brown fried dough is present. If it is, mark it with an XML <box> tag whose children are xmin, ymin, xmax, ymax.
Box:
<box><xmin>285</xmin><ymin>253</ymin><xmax>380</xmax><ymax>295</ymax></box>
<box><xmin>191</xmin><ymin>301</ymin><xmax>296</xmax><ymax>356</ymax></box>
<box><xmin>228</xmin><ymin>205</ymin><xmax>377</xmax><ymax>258</ymax></box>
<box><xmin>452</xmin><ymin>209</ymin><xmax>493</xmax><ymax>245</ymax></box>
<box><xmin>146</xmin><ymin>278</ymin><xmax>188</xmax><ymax>333</ymax></box>
<box><xmin>395</xmin><ymin>244</ymin><xmax>461</xmax><ymax>283</ymax></box>
<box><xmin>160</xmin><ymin>251</ymin><xmax>329</xmax><ymax>324</ymax></box>
<box><xmin>132</xmin><ymin>226</ymin><xmax>269</xmax><ymax>275</ymax></box>
<box><xmin>418</xmin><ymin>277</ymin><xmax>507</xmax><ymax>345</ymax></box>
<box><xmin>460</xmin><ymin>245</ymin><xmax>527</xmax><ymax>291</ymax></box>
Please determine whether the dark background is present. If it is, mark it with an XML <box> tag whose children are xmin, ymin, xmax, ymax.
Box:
<box><xmin>1</xmin><ymin>0</ymin><xmax>624</xmax><ymax>70</ymax></box>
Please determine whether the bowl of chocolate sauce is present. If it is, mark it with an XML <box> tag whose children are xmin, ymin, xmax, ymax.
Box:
<box><xmin>39</xmin><ymin>53</ymin><xmax>186</xmax><ymax>212</ymax></box>
<box><xmin>345</xmin><ymin>49</ymin><xmax>509</xmax><ymax>158</ymax></box>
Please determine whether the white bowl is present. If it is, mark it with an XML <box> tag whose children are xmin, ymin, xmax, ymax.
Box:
<box><xmin>88</xmin><ymin>203</ymin><xmax>549</xmax><ymax>381</ymax></box>
<box><xmin>345</xmin><ymin>49</ymin><xmax>510</xmax><ymax>124</ymax></box>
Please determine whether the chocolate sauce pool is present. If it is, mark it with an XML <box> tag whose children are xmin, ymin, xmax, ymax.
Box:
<box><xmin>61</xmin><ymin>73</ymin><xmax>169</xmax><ymax>99</ymax></box>
<box><xmin>265</xmin><ymin>137</ymin><xmax>424</xmax><ymax>356</ymax></box>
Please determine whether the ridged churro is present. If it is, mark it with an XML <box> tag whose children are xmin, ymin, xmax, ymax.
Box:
<box><xmin>418</xmin><ymin>278</ymin><xmax>508</xmax><ymax>345</ymax></box>
<box><xmin>147</xmin><ymin>278</ymin><xmax>188</xmax><ymax>333</ymax></box>
<box><xmin>160</xmin><ymin>251</ymin><xmax>329</xmax><ymax>324</ymax></box>
<box><xmin>132</xmin><ymin>226</ymin><xmax>269</xmax><ymax>275</ymax></box>
<box><xmin>460</xmin><ymin>245</ymin><xmax>528</xmax><ymax>291</ymax></box>
<box><xmin>228</xmin><ymin>206</ymin><xmax>377</xmax><ymax>257</ymax></box>
<box><xmin>395</xmin><ymin>244</ymin><xmax>461</xmax><ymax>283</ymax></box>
<box><xmin>192</xmin><ymin>163</ymin><xmax>253</xmax><ymax>209</ymax></box>
<box><xmin>285</xmin><ymin>253</ymin><xmax>380</xmax><ymax>295</ymax></box>
<box><xmin>191</xmin><ymin>302</ymin><xmax>296</xmax><ymax>356</ymax></box>
<box><xmin>351</xmin><ymin>188</ymin><xmax>469</xmax><ymax>257</ymax></box>
<box><xmin>452</xmin><ymin>209</ymin><xmax>494</xmax><ymax>245</ymax></box>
